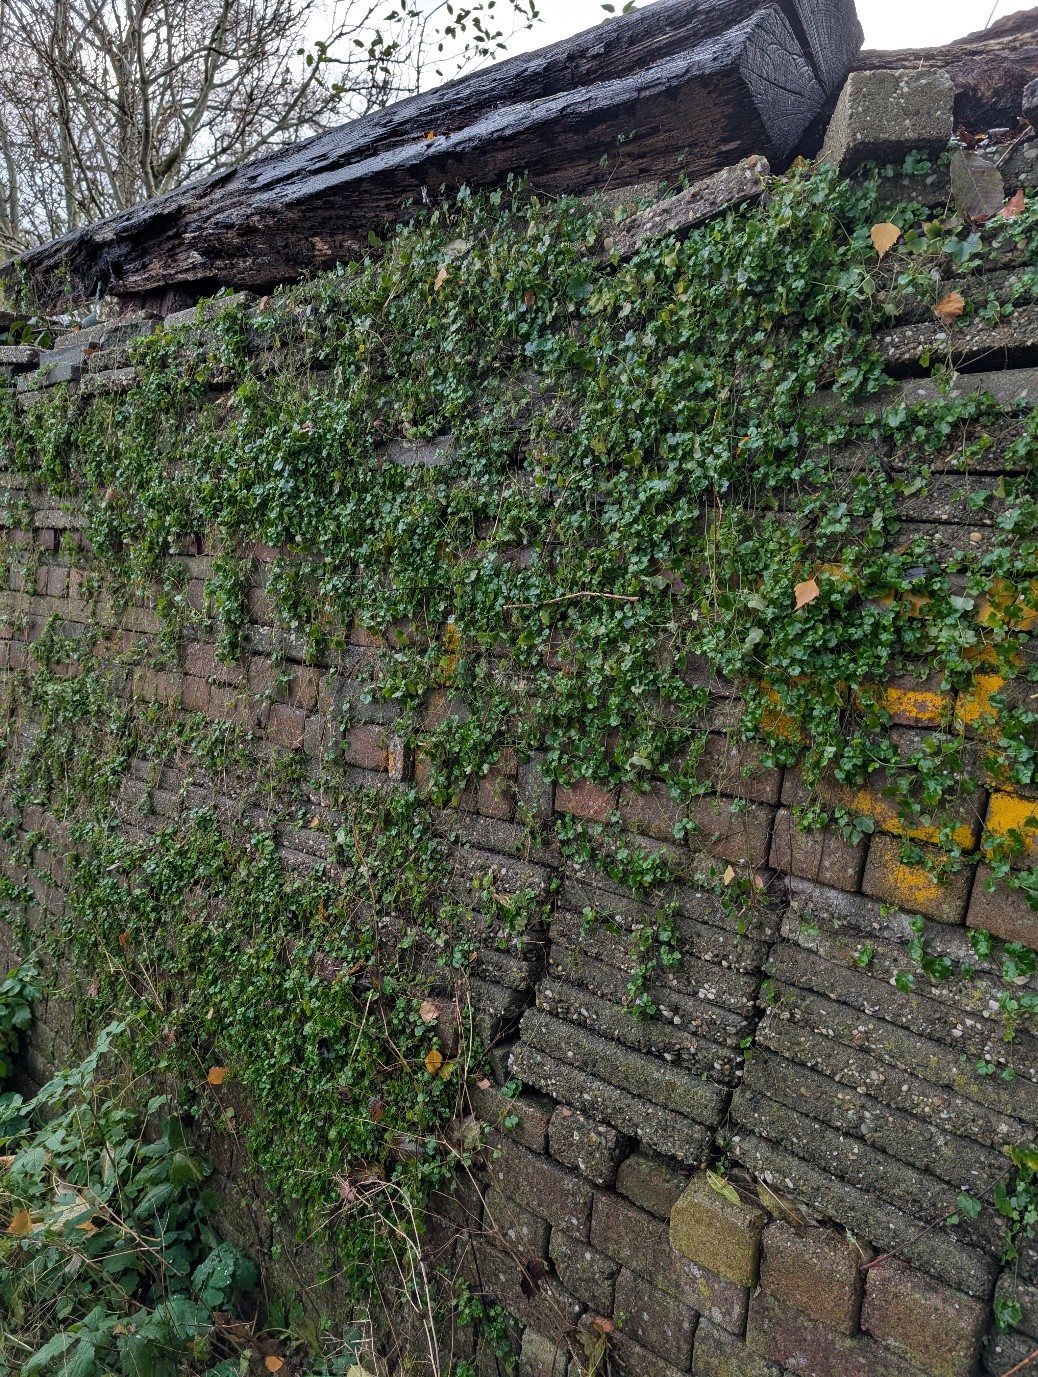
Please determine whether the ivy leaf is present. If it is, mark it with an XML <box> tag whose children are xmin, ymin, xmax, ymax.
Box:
<box><xmin>794</xmin><ymin>578</ymin><xmax>820</xmax><ymax>610</ymax></box>
<box><xmin>706</xmin><ymin>1168</ymin><xmax>741</xmax><ymax>1205</ymax></box>
<box><xmin>934</xmin><ymin>291</ymin><xmax>965</xmax><ymax>326</ymax></box>
<box><xmin>870</xmin><ymin>222</ymin><xmax>901</xmax><ymax>259</ymax></box>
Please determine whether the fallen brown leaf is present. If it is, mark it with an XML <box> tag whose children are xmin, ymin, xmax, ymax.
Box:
<box><xmin>934</xmin><ymin>290</ymin><xmax>965</xmax><ymax>326</ymax></box>
<box><xmin>870</xmin><ymin>222</ymin><xmax>901</xmax><ymax>259</ymax></box>
<box><xmin>794</xmin><ymin>577</ymin><xmax>820</xmax><ymax>610</ymax></box>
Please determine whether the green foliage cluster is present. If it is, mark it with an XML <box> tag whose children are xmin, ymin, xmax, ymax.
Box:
<box><xmin>3</xmin><ymin>155</ymin><xmax>1038</xmax><ymax>1360</ymax></box>
<box><xmin>0</xmin><ymin>1023</ymin><xmax>258</xmax><ymax>1377</ymax></box>
<box><xmin>0</xmin><ymin>960</ymin><xmax>39</xmax><ymax>1085</ymax></box>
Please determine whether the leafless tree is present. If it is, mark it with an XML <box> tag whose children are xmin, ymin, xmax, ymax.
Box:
<box><xmin>0</xmin><ymin>0</ymin><xmax>540</xmax><ymax>255</ymax></box>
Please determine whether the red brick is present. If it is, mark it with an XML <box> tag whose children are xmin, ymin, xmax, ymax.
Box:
<box><xmin>591</xmin><ymin>1193</ymin><xmax>747</xmax><ymax>1332</ymax></box>
<box><xmin>478</xmin><ymin>751</ymin><xmax>518</xmax><ymax>821</ymax></box>
<box><xmin>210</xmin><ymin>683</ymin><xmax>251</xmax><ymax>728</ymax></box>
<box><xmin>471</xmin><ymin>1239</ymin><xmax>583</xmax><ymax>1337</ymax></box>
<box><xmin>185</xmin><ymin>641</ymin><xmax>216</xmax><ymax>679</ymax></box>
<box><xmin>46</xmin><ymin>565</ymin><xmax>68</xmax><ymax>598</ymax></box>
<box><xmin>181</xmin><ymin>675</ymin><xmax>211</xmax><ymax>712</ymax></box>
<box><xmin>555</xmin><ymin>779</ymin><xmax>617</xmax><ymax>824</ymax></box>
<box><xmin>685</xmin><ymin>797</ymin><xmax>775</xmax><ymax>867</ymax></box>
<box><xmin>186</xmin><ymin>579</ymin><xmax>206</xmax><ymax>612</ymax></box>
<box><xmin>769</xmin><ymin>808</ymin><xmax>868</xmax><ymax>893</ymax></box>
<box><xmin>759</xmin><ymin>1222</ymin><xmax>868</xmax><ymax>1335</ymax></box>
<box><xmin>287</xmin><ymin>667</ymin><xmax>320</xmax><ymax>711</ymax></box>
<box><xmin>485</xmin><ymin>1135</ymin><xmax>593</xmax><ymax>1238</ymax></box>
<box><xmin>620</xmin><ymin>782</ymin><xmax>685</xmax><ymax>842</ymax></box>
<box><xmin>614</xmin><ymin>1267</ymin><xmax>695</xmax><ymax>1368</ymax></box>
<box><xmin>607</xmin><ymin>1330</ymin><xmax>691</xmax><ymax>1377</ymax></box>
<box><xmin>748</xmin><ymin>1292</ymin><xmax>927</xmax><ymax>1377</ymax></box>
<box><xmin>266</xmin><ymin>703</ymin><xmax>305</xmax><ymax>750</ymax></box>
<box><xmin>33</xmin><ymin>565</ymin><xmax>48</xmax><ymax>595</ymax></box>
<box><xmin>344</xmin><ymin>724</ymin><xmax>388</xmax><ymax>772</ymax></box>
<box><xmin>247</xmin><ymin>655</ymin><xmax>278</xmax><ymax>697</ymax></box>
<box><xmin>35</xmin><ymin>527</ymin><xmax>58</xmax><ymax>552</ymax></box>
<box><xmin>470</xmin><ymin>1083</ymin><xmax>554</xmax><ymax>1152</ymax></box>
<box><xmin>247</xmin><ymin>586</ymin><xmax>272</xmax><ymax>623</ymax></box>
<box><xmin>967</xmin><ymin>866</ymin><xmax>1038</xmax><ymax>946</ymax></box>
<box><xmin>615</xmin><ymin>1152</ymin><xmax>690</xmax><ymax>1220</ymax></box>
<box><xmin>862</xmin><ymin>1260</ymin><xmax>988</xmax><ymax>1377</ymax></box>
<box><xmin>697</xmin><ymin>734</ymin><xmax>783</xmax><ymax>805</ymax></box>
<box><xmin>862</xmin><ymin>834</ymin><xmax>972</xmax><ymax>925</ymax></box>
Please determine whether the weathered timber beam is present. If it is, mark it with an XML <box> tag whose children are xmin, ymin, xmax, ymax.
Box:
<box><xmin>8</xmin><ymin>4</ymin><xmax>837</xmax><ymax>311</ymax></box>
<box><xmin>6</xmin><ymin>0</ymin><xmax>858</xmax><ymax>311</ymax></box>
<box><xmin>855</xmin><ymin>8</ymin><xmax>1038</xmax><ymax>128</ymax></box>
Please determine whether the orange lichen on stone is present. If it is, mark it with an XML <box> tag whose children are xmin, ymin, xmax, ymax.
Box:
<box><xmin>976</xmin><ymin>577</ymin><xmax>1038</xmax><ymax>632</ymax></box>
<box><xmin>953</xmin><ymin>674</ymin><xmax>1006</xmax><ymax>737</ymax></box>
<box><xmin>850</xmin><ymin>786</ymin><xmax>978</xmax><ymax>851</ymax></box>
<box><xmin>878</xmin><ymin>685</ymin><xmax>953</xmax><ymax>727</ymax></box>
<box><xmin>983</xmin><ymin>791</ymin><xmax>1038</xmax><ymax>866</ymax></box>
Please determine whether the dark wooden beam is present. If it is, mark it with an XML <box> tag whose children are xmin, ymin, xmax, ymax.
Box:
<box><xmin>855</xmin><ymin>8</ymin><xmax>1038</xmax><ymax>129</ymax></box>
<box><xmin>7</xmin><ymin>0</ymin><xmax>862</xmax><ymax>311</ymax></box>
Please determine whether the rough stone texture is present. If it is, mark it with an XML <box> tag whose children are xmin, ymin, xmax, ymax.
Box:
<box><xmin>862</xmin><ymin>834</ymin><xmax>973</xmax><ymax>924</ymax></box>
<box><xmin>519</xmin><ymin>1327</ymin><xmax>570</xmax><ymax>1377</ymax></box>
<box><xmin>692</xmin><ymin>1319</ymin><xmax>782</xmax><ymax>1377</ymax></box>
<box><xmin>549</xmin><ymin>1230</ymin><xmax>620</xmax><ymax>1313</ymax></box>
<box><xmin>616</xmin><ymin>1151</ymin><xmax>691</xmax><ymax>1219</ymax></box>
<box><xmin>548</xmin><ymin>1106</ymin><xmax>626</xmax><ymax>1187</ymax></box>
<box><xmin>747</xmin><ymin>1291</ymin><xmax>929</xmax><ymax>1377</ymax></box>
<box><xmin>670</xmin><ymin>1172</ymin><xmax>769</xmax><ymax>1288</ymax></box>
<box><xmin>614</xmin><ymin>1267</ymin><xmax>697</xmax><ymax>1368</ymax></box>
<box><xmin>471</xmin><ymin>1081</ymin><xmax>555</xmax><ymax>1152</ymax></box>
<box><xmin>758</xmin><ymin>1222</ymin><xmax>868</xmax><ymax>1335</ymax></box>
<box><xmin>485</xmin><ymin>1136</ymin><xmax>594</xmax><ymax>1240</ymax></box>
<box><xmin>819</xmin><ymin>69</ymin><xmax>954</xmax><ymax>173</ymax></box>
<box><xmin>950</xmin><ymin>149</ymin><xmax>1005</xmax><ymax>222</ymax></box>
<box><xmin>862</xmin><ymin>1259</ymin><xmax>989</xmax><ymax>1377</ymax></box>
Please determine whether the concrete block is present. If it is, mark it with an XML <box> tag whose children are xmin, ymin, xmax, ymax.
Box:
<box><xmin>759</xmin><ymin>1222</ymin><xmax>868</xmax><ymax>1335</ymax></box>
<box><xmin>614</xmin><ymin>1267</ymin><xmax>696</xmax><ymax>1368</ymax></box>
<box><xmin>670</xmin><ymin>1172</ymin><xmax>769</xmax><ymax>1288</ymax></box>
<box><xmin>549</xmin><ymin>1106</ymin><xmax>626</xmax><ymax>1186</ymax></box>
<box><xmin>862</xmin><ymin>1259</ymin><xmax>989</xmax><ymax>1377</ymax></box>
<box><xmin>862</xmin><ymin>834</ymin><xmax>972</xmax><ymax>925</ymax></box>
<box><xmin>616</xmin><ymin>1151</ymin><xmax>691</xmax><ymax>1220</ymax></box>
<box><xmin>692</xmin><ymin>1319</ymin><xmax>782</xmax><ymax>1377</ymax></box>
<box><xmin>549</xmin><ymin>1229</ymin><xmax>620</xmax><ymax>1313</ymax></box>
<box><xmin>820</xmin><ymin>69</ymin><xmax>954</xmax><ymax>173</ymax></box>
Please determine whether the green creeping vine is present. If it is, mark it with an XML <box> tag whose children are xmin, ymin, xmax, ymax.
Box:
<box><xmin>2</xmin><ymin>156</ymin><xmax>1038</xmax><ymax>1353</ymax></box>
<box><xmin>0</xmin><ymin>959</ymin><xmax>39</xmax><ymax>1087</ymax></box>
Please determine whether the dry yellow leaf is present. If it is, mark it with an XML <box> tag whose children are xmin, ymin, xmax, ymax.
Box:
<box><xmin>206</xmin><ymin>1066</ymin><xmax>228</xmax><ymax>1086</ymax></box>
<box><xmin>870</xmin><ymin>222</ymin><xmax>901</xmax><ymax>259</ymax></box>
<box><xmin>264</xmin><ymin>1359</ymin><xmax>285</xmax><ymax>1373</ymax></box>
<box><xmin>424</xmin><ymin>1049</ymin><xmax>444</xmax><ymax>1075</ymax></box>
<box><xmin>7</xmin><ymin>1209</ymin><xmax>31</xmax><ymax>1237</ymax></box>
<box><xmin>934</xmin><ymin>290</ymin><xmax>965</xmax><ymax>326</ymax></box>
<box><xmin>794</xmin><ymin>577</ymin><xmax>820</xmax><ymax>610</ymax></box>
<box><xmin>434</xmin><ymin>266</ymin><xmax>449</xmax><ymax>292</ymax></box>
<box><xmin>722</xmin><ymin>865</ymin><xmax>736</xmax><ymax>887</ymax></box>
<box><xmin>418</xmin><ymin>999</ymin><xmax>439</xmax><ymax>1024</ymax></box>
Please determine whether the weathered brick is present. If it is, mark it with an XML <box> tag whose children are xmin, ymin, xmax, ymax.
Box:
<box><xmin>697</xmin><ymin>734</ymin><xmax>783</xmax><ymax>806</ymax></box>
<box><xmin>484</xmin><ymin>1186</ymin><xmax>550</xmax><ymax>1261</ymax></box>
<box><xmin>549</xmin><ymin>1230</ymin><xmax>620</xmax><ymax>1313</ymax></box>
<box><xmin>471</xmin><ymin>1082</ymin><xmax>554</xmax><ymax>1152</ymax></box>
<box><xmin>862</xmin><ymin>1259</ymin><xmax>988</xmax><ymax>1377</ymax></box>
<box><xmin>670</xmin><ymin>1172</ymin><xmax>769</xmax><ymax>1288</ymax></box>
<box><xmin>555</xmin><ymin>779</ymin><xmax>617</xmax><ymax>824</ymax></box>
<box><xmin>287</xmin><ymin>666</ymin><xmax>320</xmax><ymax>711</ymax></box>
<box><xmin>486</xmin><ymin>1136</ymin><xmax>594</xmax><ymax>1239</ymax></box>
<box><xmin>968</xmin><ymin>866</ymin><xmax>1038</xmax><ymax>946</ymax></box>
<box><xmin>614</xmin><ymin>1267</ymin><xmax>696</xmax><ymax>1368</ymax></box>
<box><xmin>692</xmin><ymin>1319</ymin><xmax>782</xmax><ymax>1377</ymax></box>
<box><xmin>343</xmin><ymin>724</ymin><xmax>388</xmax><ymax>771</ymax></box>
<box><xmin>862</xmin><ymin>834</ymin><xmax>972</xmax><ymax>925</ymax></box>
<box><xmin>519</xmin><ymin>1327</ymin><xmax>570</xmax><ymax>1377</ymax></box>
<box><xmin>181</xmin><ymin>675</ymin><xmax>211</xmax><ymax>712</ymax></box>
<box><xmin>266</xmin><ymin>702</ymin><xmax>305</xmax><ymax>749</ymax></box>
<box><xmin>591</xmin><ymin>1194</ymin><xmax>748</xmax><ymax>1331</ymax></box>
<box><xmin>759</xmin><ymin>1222</ymin><xmax>868</xmax><ymax>1335</ymax></box>
<box><xmin>35</xmin><ymin>527</ymin><xmax>59</xmax><ymax>552</ymax></box>
<box><xmin>620</xmin><ymin>782</ymin><xmax>685</xmax><ymax>842</ymax></box>
<box><xmin>748</xmin><ymin>1292</ymin><xmax>928</xmax><ymax>1377</ymax></box>
<box><xmin>686</xmin><ymin>797</ymin><xmax>775</xmax><ymax>868</ymax></box>
<box><xmin>616</xmin><ymin>1152</ymin><xmax>691</xmax><ymax>1220</ymax></box>
<box><xmin>549</xmin><ymin>1107</ymin><xmax>626</xmax><ymax>1187</ymax></box>
<box><xmin>874</xmin><ymin>674</ymin><xmax>956</xmax><ymax>729</ymax></box>
<box><xmin>472</xmin><ymin>1239</ymin><xmax>584</xmax><ymax>1337</ymax></box>
<box><xmin>769</xmin><ymin>808</ymin><xmax>868</xmax><ymax>892</ymax></box>
<box><xmin>517</xmin><ymin>753</ymin><xmax>555</xmax><ymax>822</ymax></box>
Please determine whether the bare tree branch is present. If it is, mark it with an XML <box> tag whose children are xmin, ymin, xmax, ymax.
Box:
<box><xmin>0</xmin><ymin>0</ymin><xmax>540</xmax><ymax>253</ymax></box>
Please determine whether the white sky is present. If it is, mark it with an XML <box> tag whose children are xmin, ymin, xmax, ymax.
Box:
<box><xmin>505</xmin><ymin>0</ymin><xmax>1027</xmax><ymax>54</ymax></box>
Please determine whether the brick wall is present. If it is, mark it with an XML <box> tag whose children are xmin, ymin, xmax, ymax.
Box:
<box><xmin>1</xmin><ymin>261</ymin><xmax>1038</xmax><ymax>1377</ymax></box>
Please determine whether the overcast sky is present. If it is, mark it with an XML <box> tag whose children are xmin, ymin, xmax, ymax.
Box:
<box><xmin>507</xmin><ymin>0</ymin><xmax>1024</xmax><ymax>54</ymax></box>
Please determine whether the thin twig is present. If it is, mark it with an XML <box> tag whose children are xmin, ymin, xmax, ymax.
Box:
<box><xmin>1003</xmin><ymin>1345</ymin><xmax>1038</xmax><ymax>1376</ymax></box>
<box><xmin>504</xmin><ymin>591</ymin><xmax>641</xmax><ymax>611</ymax></box>
<box><xmin>860</xmin><ymin>1167</ymin><xmax>1012</xmax><ymax>1274</ymax></box>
